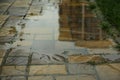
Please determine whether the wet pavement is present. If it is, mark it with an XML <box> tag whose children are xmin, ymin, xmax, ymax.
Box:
<box><xmin>0</xmin><ymin>0</ymin><xmax>120</xmax><ymax>80</ymax></box>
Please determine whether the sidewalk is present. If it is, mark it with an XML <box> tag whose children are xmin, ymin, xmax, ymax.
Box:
<box><xmin>0</xmin><ymin>0</ymin><xmax>120</xmax><ymax>80</ymax></box>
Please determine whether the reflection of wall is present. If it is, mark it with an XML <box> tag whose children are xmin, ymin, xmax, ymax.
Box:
<box><xmin>59</xmin><ymin>0</ymin><xmax>106</xmax><ymax>41</ymax></box>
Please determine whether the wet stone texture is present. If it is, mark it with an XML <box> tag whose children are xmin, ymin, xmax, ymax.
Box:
<box><xmin>55</xmin><ymin>75</ymin><xmax>96</xmax><ymax>80</ymax></box>
<box><xmin>8</xmin><ymin>48</ymin><xmax>30</xmax><ymax>57</ymax></box>
<box><xmin>1</xmin><ymin>66</ymin><xmax>26</xmax><ymax>76</ymax></box>
<box><xmin>29</xmin><ymin>65</ymin><xmax>67</xmax><ymax>75</ymax></box>
<box><xmin>28</xmin><ymin>76</ymin><xmax>53</xmax><ymax>80</ymax></box>
<box><xmin>0</xmin><ymin>15</ymin><xmax>9</xmax><ymax>28</ymax></box>
<box><xmin>0</xmin><ymin>58</ymin><xmax>3</xmax><ymax>65</ymax></box>
<box><xmin>5</xmin><ymin>57</ymin><xmax>28</xmax><ymax>65</ymax></box>
<box><xmin>96</xmin><ymin>64</ymin><xmax>120</xmax><ymax>80</ymax></box>
<box><xmin>31</xmin><ymin>53</ymin><xmax>67</xmax><ymax>65</ymax></box>
<box><xmin>0</xmin><ymin>3</ymin><xmax>11</xmax><ymax>14</ymax></box>
<box><xmin>0</xmin><ymin>49</ymin><xmax>6</xmax><ymax>58</ymax></box>
<box><xmin>4</xmin><ymin>16</ymin><xmax>23</xmax><ymax>27</ymax></box>
<box><xmin>0</xmin><ymin>27</ymin><xmax>17</xmax><ymax>43</ymax></box>
<box><xmin>1</xmin><ymin>76</ymin><xmax>26</xmax><ymax>80</ymax></box>
<box><xmin>0</xmin><ymin>0</ymin><xmax>120</xmax><ymax>80</ymax></box>
<box><xmin>68</xmin><ymin>64</ymin><xmax>95</xmax><ymax>74</ymax></box>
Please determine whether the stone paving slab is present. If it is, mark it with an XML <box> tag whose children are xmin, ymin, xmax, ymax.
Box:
<box><xmin>0</xmin><ymin>27</ymin><xmax>16</xmax><ymax>37</ymax></box>
<box><xmin>31</xmin><ymin>53</ymin><xmax>66</xmax><ymax>65</ymax></box>
<box><xmin>68</xmin><ymin>55</ymin><xmax>91</xmax><ymax>63</ymax></box>
<box><xmin>102</xmin><ymin>54</ymin><xmax>120</xmax><ymax>62</ymax></box>
<box><xmin>0</xmin><ymin>0</ymin><xmax>15</xmax><ymax>3</ymax></box>
<box><xmin>0</xmin><ymin>15</ymin><xmax>9</xmax><ymax>27</ymax></box>
<box><xmin>4</xmin><ymin>16</ymin><xmax>22</xmax><ymax>27</ymax></box>
<box><xmin>66</xmin><ymin>49</ymin><xmax>89</xmax><ymax>55</ymax></box>
<box><xmin>34</xmin><ymin>35</ymin><xmax>53</xmax><ymax>40</ymax></box>
<box><xmin>0</xmin><ymin>0</ymin><xmax>120</xmax><ymax>80</ymax></box>
<box><xmin>12</xmin><ymin>40</ymin><xmax>32</xmax><ymax>47</ymax></box>
<box><xmin>0</xmin><ymin>49</ymin><xmax>6</xmax><ymax>58</ymax></box>
<box><xmin>68</xmin><ymin>63</ymin><xmax>95</xmax><ymax>74</ymax></box>
<box><xmin>108</xmin><ymin>63</ymin><xmax>120</xmax><ymax>70</ymax></box>
<box><xmin>1</xmin><ymin>66</ymin><xmax>26</xmax><ymax>76</ymax></box>
<box><xmin>55</xmin><ymin>75</ymin><xmax>96</xmax><ymax>80</ymax></box>
<box><xmin>89</xmin><ymin>48</ymin><xmax>119</xmax><ymax>54</ymax></box>
<box><xmin>28</xmin><ymin>76</ymin><xmax>53</xmax><ymax>80</ymax></box>
<box><xmin>26</xmin><ymin>5</ymin><xmax>42</xmax><ymax>17</ymax></box>
<box><xmin>29</xmin><ymin>65</ymin><xmax>67</xmax><ymax>75</ymax></box>
<box><xmin>19</xmin><ymin>34</ymin><xmax>34</xmax><ymax>40</ymax></box>
<box><xmin>0</xmin><ymin>21</ymin><xmax>6</xmax><ymax>27</ymax></box>
<box><xmin>5</xmin><ymin>57</ymin><xmax>28</xmax><ymax>65</ymax></box>
<box><xmin>0</xmin><ymin>15</ymin><xmax>9</xmax><ymax>21</ymax></box>
<box><xmin>96</xmin><ymin>64</ymin><xmax>120</xmax><ymax>80</ymax></box>
<box><xmin>1</xmin><ymin>76</ymin><xmax>26</xmax><ymax>80</ymax></box>
<box><xmin>8</xmin><ymin>48</ymin><xmax>30</xmax><ymax>56</ymax></box>
<box><xmin>0</xmin><ymin>3</ymin><xmax>11</xmax><ymax>14</ymax></box>
<box><xmin>0</xmin><ymin>58</ymin><xmax>3</xmax><ymax>65</ymax></box>
<box><xmin>68</xmin><ymin>55</ymin><xmax>106</xmax><ymax>64</ymax></box>
<box><xmin>0</xmin><ymin>27</ymin><xmax>16</xmax><ymax>43</ymax></box>
<box><xmin>8</xmin><ymin>7</ymin><xmax>28</xmax><ymax>16</ymax></box>
<box><xmin>12</xmin><ymin>0</ymin><xmax>30</xmax><ymax>7</ymax></box>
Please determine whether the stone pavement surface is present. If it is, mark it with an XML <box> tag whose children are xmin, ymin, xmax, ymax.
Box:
<box><xmin>0</xmin><ymin>0</ymin><xmax>120</xmax><ymax>80</ymax></box>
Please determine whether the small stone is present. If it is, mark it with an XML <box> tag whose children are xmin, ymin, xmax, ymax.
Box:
<box><xmin>1</xmin><ymin>66</ymin><xmax>26</xmax><ymax>76</ymax></box>
<box><xmin>28</xmin><ymin>76</ymin><xmax>53</xmax><ymax>80</ymax></box>
<box><xmin>55</xmin><ymin>75</ymin><xmax>96</xmax><ymax>80</ymax></box>
<box><xmin>29</xmin><ymin>65</ymin><xmax>67</xmax><ymax>75</ymax></box>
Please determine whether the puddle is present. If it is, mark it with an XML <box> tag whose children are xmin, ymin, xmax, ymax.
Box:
<box><xmin>14</xmin><ymin>0</ymin><xmax>88</xmax><ymax>55</ymax></box>
<box><xmin>0</xmin><ymin>1</ymin><xmax>89</xmax><ymax>67</ymax></box>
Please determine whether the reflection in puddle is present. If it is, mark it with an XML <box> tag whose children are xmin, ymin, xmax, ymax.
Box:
<box><xmin>15</xmin><ymin>0</ymin><xmax>87</xmax><ymax>55</ymax></box>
